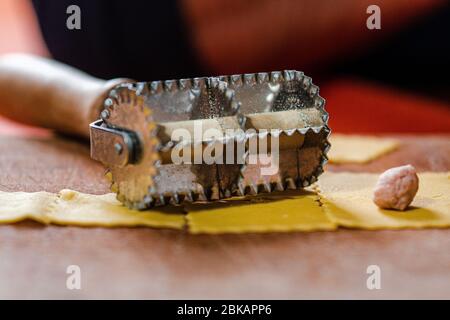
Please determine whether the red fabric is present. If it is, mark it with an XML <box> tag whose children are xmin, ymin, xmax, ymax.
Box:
<box><xmin>322</xmin><ymin>79</ymin><xmax>450</xmax><ymax>133</ymax></box>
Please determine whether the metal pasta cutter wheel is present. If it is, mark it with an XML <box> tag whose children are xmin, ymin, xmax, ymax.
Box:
<box><xmin>89</xmin><ymin>70</ymin><xmax>330</xmax><ymax>209</ymax></box>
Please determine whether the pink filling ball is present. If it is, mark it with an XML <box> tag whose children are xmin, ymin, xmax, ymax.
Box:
<box><xmin>373</xmin><ymin>165</ymin><xmax>419</xmax><ymax>211</ymax></box>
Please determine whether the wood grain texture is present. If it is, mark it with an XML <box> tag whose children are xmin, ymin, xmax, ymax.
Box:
<box><xmin>0</xmin><ymin>134</ymin><xmax>449</xmax><ymax>299</ymax></box>
<box><xmin>0</xmin><ymin>54</ymin><xmax>129</xmax><ymax>139</ymax></box>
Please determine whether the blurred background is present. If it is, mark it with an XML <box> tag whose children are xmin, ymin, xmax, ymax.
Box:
<box><xmin>0</xmin><ymin>0</ymin><xmax>449</xmax><ymax>135</ymax></box>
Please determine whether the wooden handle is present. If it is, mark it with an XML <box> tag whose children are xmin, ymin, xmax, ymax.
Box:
<box><xmin>0</xmin><ymin>54</ymin><xmax>128</xmax><ymax>139</ymax></box>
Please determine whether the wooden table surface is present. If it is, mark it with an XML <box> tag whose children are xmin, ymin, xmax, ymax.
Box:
<box><xmin>0</xmin><ymin>134</ymin><xmax>449</xmax><ymax>299</ymax></box>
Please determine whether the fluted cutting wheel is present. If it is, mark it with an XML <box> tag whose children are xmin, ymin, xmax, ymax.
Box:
<box><xmin>95</xmin><ymin>71</ymin><xmax>330</xmax><ymax>209</ymax></box>
<box><xmin>101</xmin><ymin>79</ymin><xmax>244</xmax><ymax>208</ymax></box>
<box><xmin>102</xmin><ymin>83</ymin><xmax>160</xmax><ymax>209</ymax></box>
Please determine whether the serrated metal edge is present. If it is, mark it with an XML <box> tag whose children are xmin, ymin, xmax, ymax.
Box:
<box><xmin>111</xmin><ymin>78</ymin><xmax>246</xmax><ymax>207</ymax></box>
<box><xmin>235</xmin><ymin>126</ymin><xmax>330</xmax><ymax>196</ymax></box>
<box><xmin>229</xmin><ymin>70</ymin><xmax>330</xmax><ymax>196</ymax></box>
<box><xmin>99</xmin><ymin>71</ymin><xmax>330</xmax><ymax>207</ymax></box>
<box><xmin>103</xmin><ymin>82</ymin><xmax>162</xmax><ymax>209</ymax></box>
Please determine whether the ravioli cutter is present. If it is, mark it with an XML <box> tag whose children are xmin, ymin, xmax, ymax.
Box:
<box><xmin>0</xmin><ymin>54</ymin><xmax>330</xmax><ymax>209</ymax></box>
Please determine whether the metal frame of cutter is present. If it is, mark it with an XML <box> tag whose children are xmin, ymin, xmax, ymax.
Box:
<box><xmin>90</xmin><ymin>70</ymin><xmax>330</xmax><ymax>209</ymax></box>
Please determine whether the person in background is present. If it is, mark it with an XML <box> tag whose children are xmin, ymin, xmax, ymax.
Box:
<box><xmin>29</xmin><ymin>0</ymin><xmax>448</xmax><ymax>92</ymax></box>
<box><xmin>0</xmin><ymin>0</ymin><xmax>448</xmax><ymax>134</ymax></box>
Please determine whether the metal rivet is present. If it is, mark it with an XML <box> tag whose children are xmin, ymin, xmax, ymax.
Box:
<box><xmin>101</xmin><ymin>109</ymin><xmax>110</xmax><ymax>120</ymax></box>
<box><xmin>114</xmin><ymin>143</ymin><xmax>123</xmax><ymax>155</ymax></box>
<box><xmin>104</xmin><ymin>98</ymin><xmax>113</xmax><ymax>108</ymax></box>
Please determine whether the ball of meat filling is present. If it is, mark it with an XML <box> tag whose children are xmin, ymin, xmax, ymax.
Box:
<box><xmin>373</xmin><ymin>165</ymin><xmax>419</xmax><ymax>211</ymax></box>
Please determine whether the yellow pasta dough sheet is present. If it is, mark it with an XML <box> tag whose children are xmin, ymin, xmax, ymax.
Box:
<box><xmin>0</xmin><ymin>172</ymin><xmax>448</xmax><ymax>233</ymax></box>
<box><xmin>328</xmin><ymin>134</ymin><xmax>399</xmax><ymax>163</ymax></box>
<box><xmin>0</xmin><ymin>189</ymin><xmax>185</xmax><ymax>229</ymax></box>
<box><xmin>317</xmin><ymin>172</ymin><xmax>450</xmax><ymax>229</ymax></box>
<box><xmin>185</xmin><ymin>190</ymin><xmax>336</xmax><ymax>234</ymax></box>
<box><xmin>0</xmin><ymin>188</ymin><xmax>334</xmax><ymax>233</ymax></box>
<box><xmin>0</xmin><ymin>191</ymin><xmax>56</xmax><ymax>224</ymax></box>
